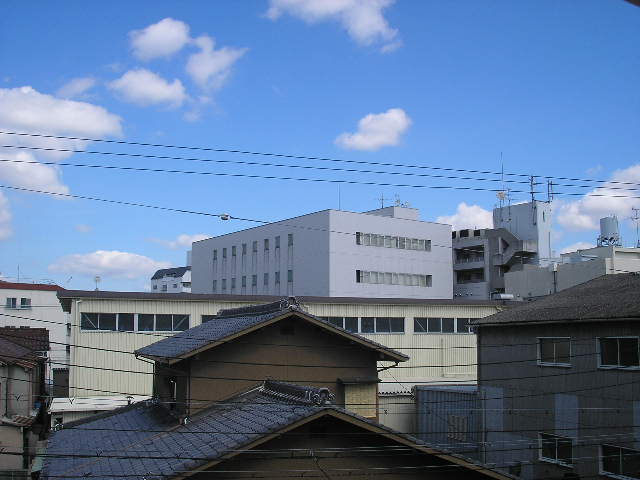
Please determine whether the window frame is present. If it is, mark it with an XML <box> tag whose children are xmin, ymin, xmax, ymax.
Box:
<box><xmin>414</xmin><ymin>317</ymin><xmax>476</xmax><ymax>334</ymax></box>
<box><xmin>597</xmin><ymin>337</ymin><xmax>640</xmax><ymax>370</ymax></box>
<box><xmin>537</xmin><ymin>337</ymin><xmax>572</xmax><ymax>367</ymax></box>
<box><xmin>600</xmin><ymin>444</ymin><xmax>640</xmax><ymax>480</ymax></box>
<box><xmin>360</xmin><ymin>317</ymin><xmax>404</xmax><ymax>334</ymax></box>
<box><xmin>5</xmin><ymin>297</ymin><xmax>17</xmax><ymax>309</ymax></box>
<box><xmin>538</xmin><ymin>433</ymin><xmax>574</xmax><ymax>468</ymax></box>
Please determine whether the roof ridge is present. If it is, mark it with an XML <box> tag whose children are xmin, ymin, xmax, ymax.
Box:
<box><xmin>215</xmin><ymin>297</ymin><xmax>300</xmax><ymax>318</ymax></box>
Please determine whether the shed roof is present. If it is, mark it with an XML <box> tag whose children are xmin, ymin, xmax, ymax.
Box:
<box><xmin>135</xmin><ymin>299</ymin><xmax>408</xmax><ymax>364</ymax></box>
<box><xmin>473</xmin><ymin>273</ymin><xmax>640</xmax><ymax>326</ymax></box>
<box><xmin>42</xmin><ymin>380</ymin><xmax>508</xmax><ymax>480</ymax></box>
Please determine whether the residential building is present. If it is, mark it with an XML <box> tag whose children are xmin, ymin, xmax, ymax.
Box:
<box><xmin>452</xmin><ymin>200</ymin><xmax>553</xmax><ymax>300</ymax></box>
<box><xmin>0</xmin><ymin>281</ymin><xmax>69</xmax><ymax>396</ymax></box>
<box><xmin>191</xmin><ymin>206</ymin><xmax>453</xmax><ymax>299</ymax></box>
<box><xmin>48</xmin><ymin>395</ymin><xmax>149</xmax><ymax>429</ymax></box>
<box><xmin>0</xmin><ymin>329</ymin><xmax>48</xmax><ymax>474</ymax></box>
<box><xmin>150</xmin><ymin>266</ymin><xmax>192</xmax><ymax>293</ymax></box>
<box><xmin>56</xmin><ymin>289</ymin><xmax>506</xmax><ymax>410</ymax></box>
<box><xmin>473</xmin><ymin>273</ymin><xmax>640</xmax><ymax>479</ymax></box>
<box><xmin>42</xmin><ymin>301</ymin><xmax>509</xmax><ymax>480</ymax></box>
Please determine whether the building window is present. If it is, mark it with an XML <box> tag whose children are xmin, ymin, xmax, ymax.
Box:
<box><xmin>361</xmin><ymin>317</ymin><xmax>404</xmax><ymax>334</ymax></box>
<box><xmin>414</xmin><ymin>318</ymin><xmax>475</xmax><ymax>334</ymax></box>
<box><xmin>599</xmin><ymin>337</ymin><xmax>640</xmax><ymax>369</ymax></box>
<box><xmin>356</xmin><ymin>270</ymin><xmax>432</xmax><ymax>287</ymax></box>
<box><xmin>323</xmin><ymin>317</ymin><xmax>358</xmax><ymax>333</ymax></box>
<box><xmin>117</xmin><ymin>313</ymin><xmax>134</xmax><ymax>332</ymax></box>
<box><xmin>275</xmin><ymin>271</ymin><xmax>280</xmax><ymax>284</ymax></box>
<box><xmin>222</xmin><ymin>247</ymin><xmax>227</xmax><ymax>259</ymax></box>
<box><xmin>242</xmin><ymin>243</ymin><xmax>247</xmax><ymax>255</ymax></box>
<box><xmin>161</xmin><ymin>284</ymin><xmax>167</xmax><ymax>292</ymax></box>
<box><xmin>252</xmin><ymin>275</ymin><xmax>257</xmax><ymax>287</ymax></box>
<box><xmin>539</xmin><ymin>433</ymin><xmax>573</xmax><ymax>467</ymax></box>
<box><xmin>287</xmin><ymin>270</ymin><xmax>293</xmax><ymax>283</ymax></box>
<box><xmin>275</xmin><ymin>236</ymin><xmax>280</xmax><ymax>249</ymax></box>
<box><xmin>288</xmin><ymin>233</ymin><xmax>293</xmax><ymax>246</ymax></box>
<box><xmin>154</xmin><ymin>314</ymin><xmax>189</xmax><ymax>331</ymax></box>
<box><xmin>232</xmin><ymin>246</ymin><xmax>237</xmax><ymax>257</ymax></box>
<box><xmin>152</xmin><ymin>285</ymin><xmax>158</xmax><ymax>290</ymax></box>
<box><xmin>202</xmin><ymin>315</ymin><xmax>216</xmax><ymax>323</ymax></box>
<box><xmin>355</xmin><ymin>232</ymin><xmax>431</xmax><ymax>252</ymax></box>
<box><xmin>212</xmin><ymin>280</ymin><xmax>217</xmax><ymax>292</ymax></box>
<box><xmin>80</xmin><ymin>313</ymin><xmax>116</xmax><ymax>331</ymax></box>
<box><xmin>601</xmin><ymin>444</ymin><xmax>640</xmax><ymax>479</ymax></box>
<box><xmin>20</xmin><ymin>298</ymin><xmax>31</xmax><ymax>309</ymax></box>
<box><xmin>456</xmin><ymin>269</ymin><xmax>485</xmax><ymax>284</ymax></box>
<box><xmin>242</xmin><ymin>276</ymin><xmax>247</xmax><ymax>288</ymax></box>
<box><xmin>263</xmin><ymin>273</ymin><xmax>269</xmax><ymax>286</ymax></box>
<box><xmin>538</xmin><ymin>338</ymin><xmax>571</xmax><ymax>366</ymax></box>
<box><xmin>138</xmin><ymin>314</ymin><xmax>155</xmax><ymax>331</ymax></box>
<box><xmin>222</xmin><ymin>279</ymin><xmax>227</xmax><ymax>291</ymax></box>
<box><xmin>5</xmin><ymin>297</ymin><xmax>17</xmax><ymax>309</ymax></box>
<box><xmin>264</xmin><ymin>239</ymin><xmax>269</xmax><ymax>251</ymax></box>
<box><xmin>252</xmin><ymin>241</ymin><xmax>258</xmax><ymax>253</ymax></box>
<box><xmin>231</xmin><ymin>277</ymin><xmax>236</xmax><ymax>290</ymax></box>
<box><xmin>172</xmin><ymin>284</ymin><xmax>177</xmax><ymax>288</ymax></box>
<box><xmin>213</xmin><ymin>249</ymin><xmax>217</xmax><ymax>260</ymax></box>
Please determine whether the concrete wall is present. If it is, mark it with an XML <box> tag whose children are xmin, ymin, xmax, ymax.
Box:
<box><xmin>0</xmin><ymin>364</ymin><xmax>37</xmax><ymax>418</ymax></box>
<box><xmin>191</xmin><ymin>209</ymin><xmax>452</xmax><ymax>299</ymax></box>
<box><xmin>477</xmin><ymin>320</ymin><xmax>640</xmax><ymax>479</ymax></box>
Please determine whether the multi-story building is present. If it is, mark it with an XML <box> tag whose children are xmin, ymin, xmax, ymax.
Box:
<box><xmin>0</xmin><ymin>281</ymin><xmax>69</xmax><ymax>396</ymax></box>
<box><xmin>191</xmin><ymin>206</ymin><xmax>453</xmax><ymax>299</ymax></box>
<box><xmin>473</xmin><ymin>273</ymin><xmax>640</xmax><ymax>479</ymax></box>
<box><xmin>452</xmin><ymin>200</ymin><xmax>553</xmax><ymax>299</ymax></box>
<box><xmin>150</xmin><ymin>266</ymin><xmax>192</xmax><ymax>293</ymax></box>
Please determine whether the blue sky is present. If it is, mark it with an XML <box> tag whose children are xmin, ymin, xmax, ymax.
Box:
<box><xmin>0</xmin><ymin>0</ymin><xmax>638</xmax><ymax>291</ymax></box>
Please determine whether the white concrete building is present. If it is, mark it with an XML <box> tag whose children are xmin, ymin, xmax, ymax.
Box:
<box><xmin>0</xmin><ymin>281</ymin><xmax>69</xmax><ymax>395</ymax></box>
<box><xmin>191</xmin><ymin>206</ymin><xmax>453</xmax><ymax>299</ymax></box>
<box><xmin>150</xmin><ymin>267</ymin><xmax>191</xmax><ymax>293</ymax></box>
<box><xmin>49</xmin><ymin>395</ymin><xmax>149</xmax><ymax>429</ymax></box>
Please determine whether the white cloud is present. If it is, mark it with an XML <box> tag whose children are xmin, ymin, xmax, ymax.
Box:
<box><xmin>266</xmin><ymin>0</ymin><xmax>399</xmax><ymax>51</ymax></box>
<box><xmin>0</xmin><ymin>86</ymin><xmax>122</xmax><ymax>194</ymax></box>
<box><xmin>108</xmin><ymin>69</ymin><xmax>187</xmax><ymax>107</ymax></box>
<box><xmin>559</xmin><ymin>242</ymin><xmax>595</xmax><ymax>255</ymax></box>
<box><xmin>556</xmin><ymin>164</ymin><xmax>640</xmax><ymax>231</ymax></box>
<box><xmin>335</xmin><ymin>108</ymin><xmax>411</xmax><ymax>151</ymax></box>
<box><xmin>49</xmin><ymin>250</ymin><xmax>171</xmax><ymax>279</ymax></box>
<box><xmin>0</xmin><ymin>191</ymin><xmax>12</xmax><ymax>240</ymax></box>
<box><xmin>436</xmin><ymin>202</ymin><xmax>494</xmax><ymax>230</ymax></box>
<box><xmin>74</xmin><ymin>224</ymin><xmax>92</xmax><ymax>233</ymax></box>
<box><xmin>150</xmin><ymin>233</ymin><xmax>210</xmax><ymax>249</ymax></box>
<box><xmin>130</xmin><ymin>18</ymin><xmax>191</xmax><ymax>61</ymax></box>
<box><xmin>185</xmin><ymin>35</ymin><xmax>247</xmax><ymax>90</ymax></box>
<box><xmin>56</xmin><ymin>77</ymin><xmax>96</xmax><ymax>99</ymax></box>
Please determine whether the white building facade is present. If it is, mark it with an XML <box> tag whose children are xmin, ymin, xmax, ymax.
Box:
<box><xmin>191</xmin><ymin>206</ymin><xmax>453</xmax><ymax>299</ymax></box>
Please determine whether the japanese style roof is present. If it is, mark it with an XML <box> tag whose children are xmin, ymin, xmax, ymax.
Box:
<box><xmin>473</xmin><ymin>273</ymin><xmax>640</xmax><ymax>326</ymax></box>
<box><xmin>151</xmin><ymin>266</ymin><xmax>190</xmax><ymax>280</ymax></box>
<box><xmin>0</xmin><ymin>335</ymin><xmax>39</xmax><ymax>369</ymax></box>
<box><xmin>41</xmin><ymin>380</ymin><xmax>507</xmax><ymax>480</ymax></box>
<box><xmin>0</xmin><ymin>326</ymin><xmax>50</xmax><ymax>352</ymax></box>
<box><xmin>135</xmin><ymin>298</ymin><xmax>409</xmax><ymax>364</ymax></box>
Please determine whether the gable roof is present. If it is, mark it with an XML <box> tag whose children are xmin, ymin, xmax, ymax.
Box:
<box><xmin>151</xmin><ymin>266</ymin><xmax>190</xmax><ymax>280</ymax></box>
<box><xmin>135</xmin><ymin>299</ymin><xmax>409</xmax><ymax>364</ymax></box>
<box><xmin>42</xmin><ymin>380</ymin><xmax>508</xmax><ymax>480</ymax></box>
<box><xmin>474</xmin><ymin>273</ymin><xmax>640</xmax><ymax>326</ymax></box>
<box><xmin>0</xmin><ymin>326</ymin><xmax>50</xmax><ymax>352</ymax></box>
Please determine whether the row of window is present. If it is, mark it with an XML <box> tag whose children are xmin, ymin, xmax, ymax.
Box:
<box><xmin>356</xmin><ymin>270</ymin><xmax>432</xmax><ymax>287</ymax></box>
<box><xmin>80</xmin><ymin>313</ymin><xmax>190</xmax><ymax>332</ymax></box>
<box><xmin>356</xmin><ymin>232</ymin><xmax>431</xmax><ymax>251</ymax></box>
<box><xmin>152</xmin><ymin>282</ymin><xmax>190</xmax><ymax>291</ymax></box>
<box><xmin>213</xmin><ymin>234</ymin><xmax>294</xmax><ymax>260</ymax></box>
<box><xmin>540</xmin><ymin>434</ymin><xmax>639</xmax><ymax>479</ymax></box>
<box><xmin>537</xmin><ymin>337</ymin><xmax>640</xmax><ymax>369</ymax></box>
<box><xmin>213</xmin><ymin>270</ymin><xmax>293</xmax><ymax>292</ymax></box>
<box><xmin>5</xmin><ymin>297</ymin><xmax>31</xmax><ymax>309</ymax></box>
<box><xmin>321</xmin><ymin>317</ymin><xmax>477</xmax><ymax>334</ymax></box>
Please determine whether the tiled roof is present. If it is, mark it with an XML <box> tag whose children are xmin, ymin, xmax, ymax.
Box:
<box><xmin>0</xmin><ymin>326</ymin><xmax>50</xmax><ymax>352</ymax></box>
<box><xmin>0</xmin><ymin>336</ymin><xmax>39</xmax><ymax>369</ymax></box>
<box><xmin>151</xmin><ymin>266</ymin><xmax>190</xmax><ymax>280</ymax></box>
<box><xmin>42</xmin><ymin>381</ymin><xmax>486</xmax><ymax>480</ymax></box>
<box><xmin>0</xmin><ymin>280</ymin><xmax>62</xmax><ymax>291</ymax></box>
<box><xmin>135</xmin><ymin>301</ymin><xmax>408</xmax><ymax>363</ymax></box>
<box><xmin>474</xmin><ymin>273</ymin><xmax>640</xmax><ymax>326</ymax></box>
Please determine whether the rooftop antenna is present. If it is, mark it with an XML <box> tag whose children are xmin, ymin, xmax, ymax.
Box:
<box><xmin>632</xmin><ymin>207</ymin><xmax>640</xmax><ymax>248</ymax></box>
<box><xmin>496</xmin><ymin>153</ymin><xmax>508</xmax><ymax>223</ymax></box>
<box><xmin>377</xmin><ymin>193</ymin><xmax>386</xmax><ymax>208</ymax></box>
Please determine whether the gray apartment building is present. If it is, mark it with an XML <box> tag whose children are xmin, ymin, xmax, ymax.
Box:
<box><xmin>473</xmin><ymin>274</ymin><xmax>640</xmax><ymax>480</ymax></box>
<box><xmin>191</xmin><ymin>206</ymin><xmax>453</xmax><ymax>299</ymax></box>
<box><xmin>452</xmin><ymin>200</ymin><xmax>553</xmax><ymax>299</ymax></box>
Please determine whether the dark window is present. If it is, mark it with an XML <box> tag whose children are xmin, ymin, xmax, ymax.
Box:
<box><xmin>81</xmin><ymin>312</ymin><xmax>99</xmax><ymax>330</ymax></box>
<box><xmin>600</xmin><ymin>337</ymin><xmax>640</xmax><ymax>368</ymax></box>
<box><xmin>222</xmin><ymin>247</ymin><xmax>227</xmax><ymax>258</ymax></box>
<box><xmin>356</xmin><ymin>232</ymin><xmax>362</xmax><ymax>245</ymax></box>
<box><xmin>264</xmin><ymin>273</ymin><xmax>269</xmax><ymax>286</ymax></box>
<box><xmin>376</xmin><ymin>317</ymin><xmax>391</xmax><ymax>333</ymax></box>
<box><xmin>232</xmin><ymin>246</ymin><xmax>237</xmax><ymax>257</ymax></box>
<box><xmin>100</xmin><ymin>313</ymin><xmax>116</xmax><ymax>330</ymax></box>
<box><xmin>242</xmin><ymin>243</ymin><xmax>247</xmax><ymax>255</ymax></box>
<box><xmin>287</xmin><ymin>270</ymin><xmax>293</xmax><ymax>282</ymax></box>
<box><xmin>81</xmin><ymin>313</ymin><xmax>116</xmax><ymax>331</ymax></box>
<box><xmin>414</xmin><ymin>318</ymin><xmax>428</xmax><ymax>333</ymax></box>
<box><xmin>242</xmin><ymin>276</ymin><xmax>247</xmax><ymax>288</ymax></box>
<box><xmin>252</xmin><ymin>241</ymin><xmax>258</xmax><ymax>252</ymax></box>
<box><xmin>156</xmin><ymin>314</ymin><xmax>173</xmax><ymax>331</ymax></box>
<box><xmin>457</xmin><ymin>318</ymin><xmax>471</xmax><ymax>333</ymax></box>
<box><xmin>361</xmin><ymin>317</ymin><xmax>375</xmax><ymax>333</ymax></box>
<box><xmin>344</xmin><ymin>317</ymin><xmax>358</xmax><ymax>333</ymax></box>
<box><xmin>221</xmin><ymin>279</ymin><xmax>227</xmax><ymax>291</ymax></box>
<box><xmin>252</xmin><ymin>275</ymin><xmax>257</xmax><ymax>287</ymax></box>
<box><xmin>538</xmin><ymin>338</ymin><xmax>571</xmax><ymax>365</ymax></box>
<box><xmin>355</xmin><ymin>270</ymin><xmax>361</xmax><ymax>283</ymax></box>
<box><xmin>213</xmin><ymin>249</ymin><xmax>217</xmax><ymax>260</ymax></box>
<box><xmin>173</xmin><ymin>315</ymin><xmax>189</xmax><ymax>331</ymax></box>
<box><xmin>20</xmin><ymin>298</ymin><xmax>31</xmax><ymax>309</ymax></box>
<box><xmin>212</xmin><ymin>280</ymin><xmax>217</xmax><ymax>292</ymax></box>
<box><xmin>264</xmin><ymin>239</ymin><xmax>269</xmax><ymax>250</ymax></box>
<box><xmin>326</xmin><ymin>317</ymin><xmax>343</xmax><ymax>328</ymax></box>
<box><xmin>118</xmin><ymin>313</ymin><xmax>134</xmax><ymax>332</ymax></box>
<box><xmin>428</xmin><ymin>318</ymin><xmax>441</xmax><ymax>333</ymax></box>
<box><xmin>231</xmin><ymin>277</ymin><xmax>236</xmax><ymax>290</ymax></box>
<box><xmin>540</xmin><ymin>433</ymin><xmax>573</xmax><ymax>466</ymax></box>
<box><xmin>138</xmin><ymin>314</ymin><xmax>154</xmax><ymax>331</ymax></box>
<box><xmin>202</xmin><ymin>315</ymin><xmax>216</xmax><ymax>323</ymax></box>
<box><xmin>601</xmin><ymin>444</ymin><xmax>640</xmax><ymax>479</ymax></box>
<box><xmin>275</xmin><ymin>236</ymin><xmax>280</xmax><ymax>249</ymax></box>
<box><xmin>288</xmin><ymin>233</ymin><xmax>293</xmax><ymax>246</ymax></box>
<box><xmin>275</xmin><ymin>271</ymin><xmax>280</xmax><ymax>284</ymax></box>
<box><xmin>442</xmin><ymin>318</ymin><xmax>455</xmax><ymax>333</ymax></box>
